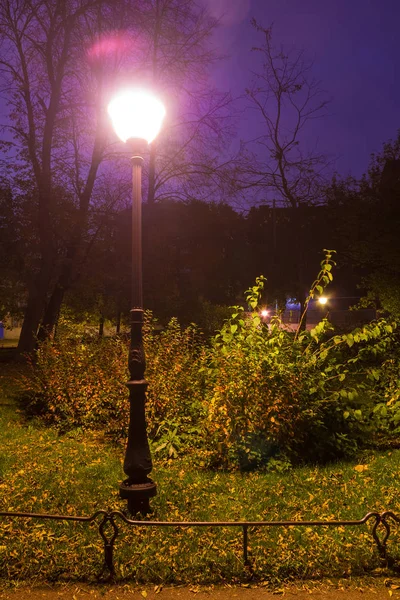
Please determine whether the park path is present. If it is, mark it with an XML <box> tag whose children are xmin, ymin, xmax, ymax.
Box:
<box><xmin>1</xmin><ymin>583</ymin><xmax>400</xmax><ymax>600</ymax></box>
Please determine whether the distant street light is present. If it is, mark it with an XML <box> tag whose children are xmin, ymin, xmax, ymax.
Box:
<box><xmin>318</xmin><ymin>296</ymin><xmax>328</xmax><ymax>305</ymax></box>
<box><xmin>108</xmin><ymin>89</ymin><xmax>166</xmax><ymax>515</ymax></box>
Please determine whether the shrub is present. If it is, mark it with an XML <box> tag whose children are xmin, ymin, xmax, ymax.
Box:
<box><xmin>202</xmin><ymin>253</ymin><xmax>399</xmax><ymax>469</ymax></box>
<box><xmin>21</xmin><ymin>317</ymin><xmax>129</xmax><ymax>435</ymax></box>
<box><xmin>144</xmin><ymin>317</ymin><xmax>206</xmax><ymax>457</ymax></box>
<box><xmin>372</xmin><ymin>351</ymin><xmax>400</xmax><ymax>436</ymax></box>
<box><xmin>21</xmin><ymin>314</ymin><xmax>206</xmax><ymax>457</ymax></box>
<box><xmin>20</xmin><ymin>252</ymin><xmax>400</xmax><ymax>471</ymax></box>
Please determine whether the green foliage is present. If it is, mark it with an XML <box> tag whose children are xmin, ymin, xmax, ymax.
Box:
<box><xmin>21</xmin><ymin>314</ymin><xmax>205</xmax><ymax>458</ymax></box>
<box><xmin>328</xmin><ymin>132</ymin><xmax>400</xmax><ymax>321</ymax></box>
<box><xmin>144</xmin><ymin>316</ymin><xmax>206</xmax><ymax>454</ymax></box>
<box><xmin>295</xmin><ymin>249</ymin><xmax>336</xmax><ymax>336</ymax></box>
<box><xmin>20</xmin><ymin>252</ymin><xmax>400</xmax><ymax>472</ymax></box>
<box><xmin>203</xmin><ymin>252</ymin><xmax>399</xmax><ymax>469</ymax></box>
<box><xmin>360</xmin><ymin>272</ymin><xmax>400</xmax><ymax>319</ymax></box>
<box><xmin>189</xmin><ymin>299</ymin><xmax>233</xmax><ymax>337</ymax></box>
<box><xmin>372</xmin><ymin>355</ymin><xmax>400</xmax><ymax>434</ymax></box>
<box><xmin>21</xmin><ymin>316</ymin><xmax>129</xmax><ymax>436</ymax></box>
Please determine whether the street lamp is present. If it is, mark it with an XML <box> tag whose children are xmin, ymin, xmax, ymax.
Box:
<box><xmin>108</xmin><ymin>89</ymin><xmax>166</xmax><ymax>515</ymax></box>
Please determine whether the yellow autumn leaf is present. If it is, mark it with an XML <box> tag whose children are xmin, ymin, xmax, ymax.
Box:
<box><xmin>354</xmin><ymin>464</ymin><xmax>369</xmax><ymax>472</ymax></box>
<box><xmin>141</xmin><ymin>591</ymin><xmax>147</xmax><ymax>598</ymax></box>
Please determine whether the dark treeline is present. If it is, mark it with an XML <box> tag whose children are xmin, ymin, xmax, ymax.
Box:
<box><xmin>3</xmin><ymin>137</ymin><xmax>395</xmax><ymax>335</ymax></box>
<box><xmin>1</xmin><ymin>134</ymin><xmax>400</xmax><ymax>336</ymax></box>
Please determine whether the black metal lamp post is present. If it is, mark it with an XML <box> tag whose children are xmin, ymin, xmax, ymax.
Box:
<box><xmin>108</xmin><ymin>90</ymin><xmax>166</xmax><ymax>515</ymax></box>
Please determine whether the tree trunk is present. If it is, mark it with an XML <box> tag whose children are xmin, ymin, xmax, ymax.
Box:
<box><xmin>37</xmin><ymin>283</ymin><xmax>66</xmax><ymax>342</ymax></box>
<box><xmin>297</xmin><ymin>289</ymin><xmax>307</xmax><ymax>331</ymax></box>
<box><xmin>18</xmin><ymin>292</ymin><xmax>44</xmax><ymax>353</ymax></box>
<box><xmin>116</xmin><ymin>310</ymin><xmax>121</xmax><ymax>334</ymax></box>
<box><xmin>99</xmin><ymin>315</ymin><xmax>104</xmax><ymax>337</ymax></box>
<box><xmin>17</xmin><ymin>262</ymin><xmax>53</xmax><ymax>354</ymax></box>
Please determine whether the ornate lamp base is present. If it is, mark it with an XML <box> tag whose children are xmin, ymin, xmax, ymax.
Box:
<box><xmin>120</xmin><ymin>478</ymin><xmax>157</xmax><ymax>516</ymax></box>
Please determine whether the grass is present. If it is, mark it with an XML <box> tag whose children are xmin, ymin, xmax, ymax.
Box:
<box><xmin>0</xmin><ymin>339</ymin><xmax>18</xmax><ymax>348</ymax></box>
<box><xmin>1</xmin><ymin>363</ymin><xmax>400</xmax><ymax>585</ymax></box>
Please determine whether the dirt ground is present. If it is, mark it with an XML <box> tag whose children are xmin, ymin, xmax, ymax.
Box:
<box><xmin>1</xmin><ymin>581</ymin><xmax>400</xmax><ymax>600</ymax></box>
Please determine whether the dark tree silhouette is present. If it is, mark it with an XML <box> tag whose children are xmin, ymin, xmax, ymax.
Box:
<box><xmin>0</xmin><ymin>0</ymin><xmax>233</xmax><ymax>350</ymax></box>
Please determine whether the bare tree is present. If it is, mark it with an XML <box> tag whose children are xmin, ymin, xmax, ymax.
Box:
<box><xmin>233</xmin><ymin>21</ymin><xmax>331</xmax><ymax>315</ymax></box>
<box><xmin>0</xmin><ymin>0</ymin><xmax>121</xmax><ymax>352</ymax></box>
<box><xmin>128</xmin><ymin>0</ymin><xmax>235</xmax><ymax>204</ymax></box>
<box><xmin>147</xmin><ymin>90</ymin><xmax>234</xmax><ymax>203</ymax></box>
<box><xmin>0</xmin><ymin>0</ymin><xmax>235</xmax><ymax>351</ymax></box>
<box><xmin>234</xmin><ymin>20</ymin><xmax>330</xmax><ymax>208</ymax></box>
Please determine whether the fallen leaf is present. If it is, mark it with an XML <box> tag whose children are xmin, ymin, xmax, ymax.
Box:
<box><xmin>354</xmin><ymin>464</ymin><xmax>369</xmax><ymax>472</ymax></box>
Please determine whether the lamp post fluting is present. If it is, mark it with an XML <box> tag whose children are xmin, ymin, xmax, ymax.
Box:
<box><xmin>108</xmin><ymin>91</ymin><xmax>166</xmax><ymax>515</ymax></box>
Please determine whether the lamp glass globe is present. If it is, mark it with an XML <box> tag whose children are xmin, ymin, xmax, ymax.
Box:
<box><xmin>108</xmin><ymin>90</ymin><xmax>166</xmax><ymax>144</ymax></box>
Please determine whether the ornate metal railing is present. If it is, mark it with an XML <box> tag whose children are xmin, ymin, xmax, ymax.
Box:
<box><xmin>1</xmin><ymin>509</ymin><xmax>399</xmax><ymax>580</ymax></box>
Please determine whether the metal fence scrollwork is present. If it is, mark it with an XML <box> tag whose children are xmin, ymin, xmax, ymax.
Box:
<box><xmin>0</xmin><ymin>509</ymin><xmax>399</xmax><ymax>579</ymax></box>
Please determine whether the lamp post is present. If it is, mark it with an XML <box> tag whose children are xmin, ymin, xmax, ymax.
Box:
<box><xmin>108</xmin><ymin>90</ymin><xmax>166</xmax><ymax>515</ymax></box>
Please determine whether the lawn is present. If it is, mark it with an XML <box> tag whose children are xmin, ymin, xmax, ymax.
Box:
<box><xmin>0</xmin><ymin>362</ymin><xmax>400</xmax><ymax>585</ymax></box>
<box><xmin>0</xmin><ymin>340</ymin><xmax>18</xmax><ymax>348</ymax></box>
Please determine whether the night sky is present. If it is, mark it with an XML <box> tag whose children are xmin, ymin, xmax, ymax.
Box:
<box><xmin>204</xmin><ymin>0</ymin><xmax>400</xmax><ymax>179</ymax></box>
<box><xmin>1</xmin><ymin>1</ymin><xmax>399</xmax><ymax>181</ymax></box>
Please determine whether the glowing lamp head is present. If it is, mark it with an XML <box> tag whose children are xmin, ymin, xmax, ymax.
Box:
<box><xmin>318</xmin><ymin>296</ymin><xmax>328</xmax><ymax>305</ymax></box>
<box><xmin>108</xmin><ymin>90</ymin><xmax>166</xmax><ymax>144</ymax></box>
<box><xmin>261</xmin><ymin>309</ymin><xmax>269</xmax><ymax>318</ymax></box>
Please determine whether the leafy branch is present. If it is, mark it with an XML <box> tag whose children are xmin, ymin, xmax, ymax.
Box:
<box><xmin>295</xmin><ymin>249</ymin><xmax>336</xmax><ymax>340</ymax></box>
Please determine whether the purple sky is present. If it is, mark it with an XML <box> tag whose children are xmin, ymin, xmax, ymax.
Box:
<box><xmin>205</xmin><ymin>0</ymin><xmax>400</xmax><ymax>179</ymax></box>
<box><xmin>2</xmin><ymin>1</ymin><xmax>398</xmax><ymax>182</ymax></box>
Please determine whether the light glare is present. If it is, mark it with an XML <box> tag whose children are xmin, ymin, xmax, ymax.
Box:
<box><xmin>108</xmin><ymin>90</ymin><xmax>166</xmax><ymax>144</ymax></box>
<box><xmin>318</xmin><ymin>296</ymin><xmax>328</xmax><ymax>305</ymax></box>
